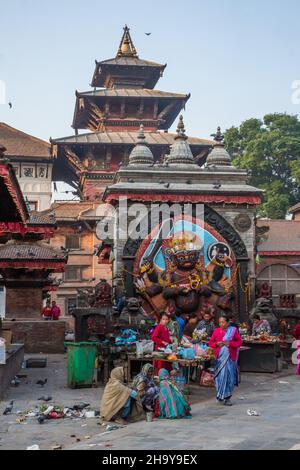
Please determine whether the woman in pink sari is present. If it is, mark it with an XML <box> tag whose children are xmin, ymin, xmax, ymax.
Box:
<box><xmin>292</xmin><ymin>324</ymin><xmax>300</xmax><ymax>375</ymax></box>
<box><xmin>209</xmin><ymin>315</ymin><xmax>242</xmax><ymax>406</ymax></box>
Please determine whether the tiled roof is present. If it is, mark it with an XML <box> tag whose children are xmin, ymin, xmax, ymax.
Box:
<box><xmin>97</xmin><ymin>57</ymin><xmax>165</xmax><ymax>68</ymax></box>
<box><xmin>52</xmin><ymin>131</ymin><xmax>214</xmax><ymax>148</ymax></box>
<box><xmin>289</xmin><ymin>203</ymin><xmax>300</xmax><ymax>214</ymax></box>
<box><xmin>0</xmin><ymin>123</ymin><xmax>51</xmax><ymax>159</ymax></box>
<box><xmin>0</xmin><ymin>242</ymin><xmax>66</xmax><ymax>261</ymax></box>
<box><xmin>77</xmin><ymin>89</ymin><xmax>188</xmax><ymax>99</ymax></box>
<box><xmin>28</xmin><ymin>211</ymin><xmax>56</xmax><ymax>226</ymax></box>
<box><xmin>257</xmin><ymin>219</ymin><xmax>300</xmax><ymax>252</ymax></box>
<box><xmin>50</xmin><ymin>202</ymin><xmax>96</xmax><ymax>220</ymax></box>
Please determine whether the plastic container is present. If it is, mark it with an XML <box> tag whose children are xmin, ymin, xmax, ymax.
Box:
<box><xmin>65</xmin><ymin>342</ymin><xmax>98</xmax><ymax>389</ymax></box>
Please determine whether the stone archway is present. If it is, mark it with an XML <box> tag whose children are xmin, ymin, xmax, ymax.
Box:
<box><xmin>122</xmin><ymin>205</ymin><xmax>249</xmax><ymax>321</ymax></box>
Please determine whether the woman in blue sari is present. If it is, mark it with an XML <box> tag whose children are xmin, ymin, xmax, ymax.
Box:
<box><xmin>156</xmin><ymin>369</ymin><xmax>192</xmax><ymax>419</ymax></box>
<box><xmin>209</xmin><ymin>315</ymin><xmax>242</xmax><ymax>406</ymax></box>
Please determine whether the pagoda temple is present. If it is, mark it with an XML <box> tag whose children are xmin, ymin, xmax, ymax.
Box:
<box><xmin>52</xmin><ymin>26</ymin><xmax>213</xmax><ymax>201</ymax></box>
<box><xmin>0</xmin><ymin>144</ymin><xmax>67</xmax><ymax>352</ymax></box>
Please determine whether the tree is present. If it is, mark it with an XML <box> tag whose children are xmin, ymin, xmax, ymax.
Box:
<box><xmin>224</xmin><ymin>113</ymin><xmax>300</xmax><ymax>218</ymax></box>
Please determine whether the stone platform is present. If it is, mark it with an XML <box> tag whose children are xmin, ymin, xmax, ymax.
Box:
<box><xmin>0</xmin><ymin>344</ymin><xmax>24</xmax><ymax>400</ymax></box>
<box><xmin>3</xmin><ymin>321</ymin><xmax>66</xmax><ymax>353</ymax></box>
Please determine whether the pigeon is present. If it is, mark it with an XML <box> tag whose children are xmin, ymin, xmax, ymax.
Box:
<box><xmin>71</xmin><ymin>403</ymin><xmax>90</xmax><ymax>411</ymax></box>
<box><xmin>37</xmin><ymin>415</ymin><xmax>46</xmax><ymax>424</ymax></box>
<box><xmin>8</xmin><ymin>102</ymin><xmax>12</xmax><ymax>109</ymax></box>
<box><xmin>36</xmin><ymin>379</ymin><xmax>47</xmax><ymax>387</ymax></box>
<box><xmin>3</xmin><ymin>400</ymin><xmax>14</xmax><ymax>415</ymax></box>
<box><xmin>38</xmin><ymin>396</ymin><xmax>52</xmax><ymax>402</ymax></box>
<box><xmin>145</xmin><ymin>32</ymin><xmax>152</xmax><ymax>36</ymax></box>
<box><xmin>213</xmin><ymin>182</ymin><xmax>222</xmax><ymax>190</ymax></box>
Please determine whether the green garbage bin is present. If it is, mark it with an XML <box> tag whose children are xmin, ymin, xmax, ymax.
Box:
<box><xmin>65</xmin><ymin>342</ymin><xmax>98</xmax><ymax>389</ymax></box>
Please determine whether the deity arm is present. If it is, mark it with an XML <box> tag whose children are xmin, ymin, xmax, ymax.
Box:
<box><xmin>163</xmin><ymin>286</ymin><xmax>180</xmax><ymax>300</ymax></box>
<box><xmin>145</xmin><ymin>283</ymin><xmax>164</xmax><ymax>298</ymax></box>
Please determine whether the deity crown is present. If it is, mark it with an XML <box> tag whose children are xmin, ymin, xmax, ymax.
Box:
<box><xmin>167</xmin><ymin>234</ymin><xmax>201</xmax><ymax>253</ymax></box>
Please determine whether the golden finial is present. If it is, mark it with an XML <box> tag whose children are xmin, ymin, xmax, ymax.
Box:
<box><xmin>117</xmin><ymin>25</ymin><xmax>138</xmax><ymax>58</ymax></box>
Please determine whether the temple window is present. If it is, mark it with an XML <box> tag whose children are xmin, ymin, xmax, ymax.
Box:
<box><xmin>258</xmin><ymin>264</ymin><xmax>300</xmax><ymax>306</ymax></box>
<box><xmin>65</xmin><ymin>235</ymin><xmax>81</xmax><ymax>250</ymax></box>
<box><xmin>28</xmin><ymin>201</ymin><xmax>38</xmax><ymax>211</ymax></box>
<box><xmin>64</xmin><ymin>266</ymin><xmax>82</xmax><ymax>281</ymax></box>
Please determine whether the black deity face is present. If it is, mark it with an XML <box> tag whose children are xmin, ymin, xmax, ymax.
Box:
<box><xmin>172</xmin><ymin>250</ymin><xmax>200</xmax><ymax>270</ymax></box>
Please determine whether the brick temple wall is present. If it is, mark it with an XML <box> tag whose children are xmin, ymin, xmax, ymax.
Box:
<box><xmin>6</xmin><ymin>288</ymin><xmax>43</xmax><ymax>319</ymax></box>
<box><xmin>3</xmin><ymin>320</ymin><xmax>66</xmax><ymax>353</ymax></box>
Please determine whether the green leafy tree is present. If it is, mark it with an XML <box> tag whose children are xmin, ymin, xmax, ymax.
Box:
<box><xmin>224</xmin><ymin>113</ymin><xmax>300</xmax><ymax>218</ymax></box>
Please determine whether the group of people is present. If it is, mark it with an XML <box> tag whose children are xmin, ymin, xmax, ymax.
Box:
<box><xmin>100</xmin><ymin>311</ymin><xmax>243</xmax><ymax>424</ymax></box>
<box><xmin>100</xmin><ymin>364</ymin><xmax>191</xmax><ymax>425</ymax></box>
<box><xmin>41</xmin><ymin>300</ymin><xmax>61</xmax><ymax>321</ymax></box>
<box><xmin>151</xmin><ymin>311</ymin><xmax>242</xmax><ymax>407</ymax></box>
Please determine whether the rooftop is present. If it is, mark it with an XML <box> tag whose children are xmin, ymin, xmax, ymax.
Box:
<box><xmin>289</xmin><ymin>203</ymin><xmax>300</xmax><ymax>215</ymax></box>
<box><xmin>257</xmin><ymin>219</ymin><xmax>300</xmax><ymax>253</ymax></box>
<box><xmin>91</xmin><ymin>26</ymin><xmax>166</xmax><ymax>89</ymax></box>
<box><xmin>77</xmin><ymin>89</ymin><xmax>189</xmax><ymax>99</ymax></box>
<box><xmin>52</xmin><ymin>130</ymin><xmax>214</xmax><ymax>148</ymax></box>
<box><xmin>49</xmin><ymin>202</ymin><xmax>95</xmax><ymax>220</ymax></box>
<box><xmin>0</xmin><ymin>241</ymin><xmax>67</xmax><ymax>261</ymax></box>
<box><xmin>0</xmin><ymin>147</ymin><xmax>29</xmax><ymax>223</ymax></box>
<box><xmin>0</xmin><ymin>123</ymin><xmax>51</xmax><ymax>159</ymax></box>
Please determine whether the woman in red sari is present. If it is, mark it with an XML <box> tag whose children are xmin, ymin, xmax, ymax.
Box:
<box><xmin>151</xmin><ymin>313</ymin><xmax>172</xmax><ymax>374</ymax></box>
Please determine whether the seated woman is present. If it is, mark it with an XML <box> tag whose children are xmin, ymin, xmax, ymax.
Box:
<box><xmin>100</xmin><ymin>367</ymin><xmax>144</xmax><ymax>425</ymax></box>
<box><xmin>252</xmin><ymin>314</ymin><xmax>271</xmax><ymax>336</ymax></box>
<box><xmin>156</xmin><ymin>369</ymin><xmax>192</xmax><ymax>419</ymax></box>
<box><xmin>132</xmin><ymin>363</ymin><xmax>159</xmax><ymax>411</ymax></box>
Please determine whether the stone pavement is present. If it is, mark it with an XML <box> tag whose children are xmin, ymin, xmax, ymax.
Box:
<box><xmin>0</xmin><ymin>354</ymin><xmax>300</xmax><ymax>450</ymax></box>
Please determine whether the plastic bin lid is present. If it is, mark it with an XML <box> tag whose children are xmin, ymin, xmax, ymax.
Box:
<box><xmin>64</xmin><ymin>341</ymin><xmax>100</xmax><ymax>346</ymax></box>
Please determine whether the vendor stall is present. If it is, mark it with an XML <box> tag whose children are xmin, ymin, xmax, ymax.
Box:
<box><xmin>239</xmin><ymin>337</ymin><xmax>282</xmax><ymax>373</ymax></box>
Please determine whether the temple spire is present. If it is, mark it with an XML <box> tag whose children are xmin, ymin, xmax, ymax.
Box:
<box><xmin>206</xmin><ymin>126</ymin><xmax>232</xmax><ymax>167</ymax></box>
<box><xmin>128</xmin><ymin>124</ymin><xmax>154</xmax><ymax>165</ymax></box>
<box><xmin>175</xmin><ymin>115</ymin><xmax>188</xmax><ymax>141</ymax></box>
<box><xmin>117</xmin><ymin>25</ymin><xmax>138</xmax><ymax>58</ymax></box>
<box><xmin>168</xmin><ymin>115</ymin><xmax>194</xmax><ymax>165</ymax></box>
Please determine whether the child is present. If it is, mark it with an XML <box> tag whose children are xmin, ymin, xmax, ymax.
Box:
<box><xmin>151</xmin><ymin>313</ymin><xmax>172</xmax><ymax>374</ymax></box>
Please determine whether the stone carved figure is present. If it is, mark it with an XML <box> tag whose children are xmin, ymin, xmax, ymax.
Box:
<box><xmin>249</xmin><ymin>297</ymin><xmax>278</xmax><ymax>333</ymax></box>
<box><xmin>135</xmin><ymin>231</ymin><xmax>232</xmax><ymax>321</ymax></box>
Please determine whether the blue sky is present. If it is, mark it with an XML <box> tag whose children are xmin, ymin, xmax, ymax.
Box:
<box><xmin>1</xmin><ymin>0</ymin><xmax>300</xmax><ymax>142</ymax></box>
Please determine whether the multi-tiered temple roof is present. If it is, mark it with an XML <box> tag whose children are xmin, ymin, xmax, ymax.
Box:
<box><xmin>52</xmin><ymin>26</ymin><xmax>214</xmax><ymax>200</ymax></box>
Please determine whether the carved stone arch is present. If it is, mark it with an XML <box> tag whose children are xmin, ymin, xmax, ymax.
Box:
<box><xmin>123</xmin><ymin>205</ymin><xmax>249</xmax><ymax>259</ymax></box>
<box><xmin>203</xmin><ymin>206</ymin><xmax>248</xmax><ymax>259</ymax></box>
<box><xmin>122</xmin><ymin>204</ymin><xmax>250</xmax><ymax>320</ymax></box>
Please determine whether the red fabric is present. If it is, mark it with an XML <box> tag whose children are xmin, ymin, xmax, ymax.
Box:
<box><xmin>0</xmin><ymin>222</ymin><xmax>54</xmax><ymax>238</ymax></box>
<box><xmin>51</xmin><ymin>306</ymin><xmax>61</xmax><ymax>320</ymax></box>
<box><xmin>0</xmin><ymin>166</ymin><xmax>28</xmax><ymax>223</ymax></box>
<box><xmin>151</xmin><ymin>324</ymin><xmax>172</xmax><ymax>374</ymax></box>
<box><xmin>105</xmin><ymin>192</ymin><xmax>261</xmax><ymax>206</ymax></box>
<box><xmin>292</xmin><ymin>324</ymin><xmax>300</xmax><ymax>340</ymax></box>
<box><xmin>0</xmin><ymin>261</ymin><xmax>65</xmax><ymax>271</ymax></box>
<box><xmin>41</xmin><ymin>306</ymin><xmax>52</xmax><ymax>318</ymax></box>
<box><xmin>151</xmin><ymin>324</ymin><xmax>171</xmax><ymax>349</ymax></box>
<box><xmin>209</xmin><ymin>327</ymin><xmax>242</xmax><ymax>361</ymax></box>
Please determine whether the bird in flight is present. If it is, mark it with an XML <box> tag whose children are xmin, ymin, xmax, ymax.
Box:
<box><xmin>8</xmin><ymin>102</ymin><xmax>12</xmax><ymax>109</ymax></box>
<box><xmin>145</xmin><ymin>32</ymin><xmax>151</xmax><ymax>36</ymax></box>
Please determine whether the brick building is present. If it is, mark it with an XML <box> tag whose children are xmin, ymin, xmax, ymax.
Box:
<box><xmin>256</xmin><ymin>219</ymin><xmax>300</xmax><ymax>307</ymax></box>
<box><xmin>0</xmin><ymin>144</ymin><xmax>67</xmax><ymax>352</ymax></box>
<box><xmin>289</xmin><ymin>203</ymin><xmax>300</xmax><ymax>221</ymax></box>
<box><xmin>48</xmin><ymin>201</ymin><xmax>112</xmax><ymax>323</ymax></box>
<box><xmin>0</xmin><ymin>123</ymin><xmax>53</xmax><ymax>211</ymax></box>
